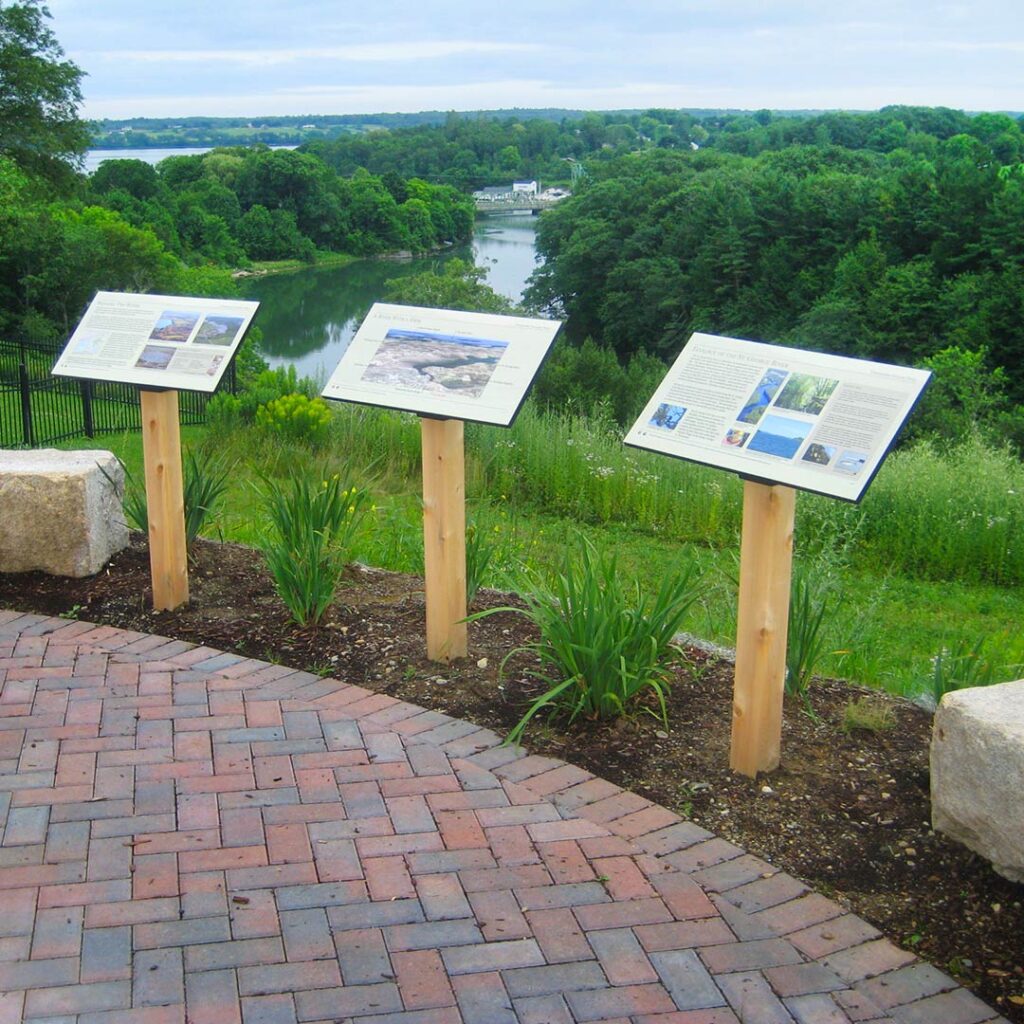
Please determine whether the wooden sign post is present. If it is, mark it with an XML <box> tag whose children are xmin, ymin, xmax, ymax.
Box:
<box><xmin>420</xmin><ymin>416</ymin><xmax>467</xmax><ymax>663</ymax></box>
<box><xmin>625</xmin><ymin>333</ymin><xmax>930</xmax><ymax>776</ymax></box>
<box><xmin>139</xmin><ymin>388</ymin><xmax>189</xmax><ymax>612</ymax></box>
<box><xmin>730</xmin><ymin>480</ymin><xmax>796</xmax><ymax>777</ymax></box>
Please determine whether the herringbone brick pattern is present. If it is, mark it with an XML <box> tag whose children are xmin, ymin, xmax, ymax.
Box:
<box><xmin>0</xmin><ymin>610</ymin><xmax>1006</xmax><ymax>1024</ymax></box>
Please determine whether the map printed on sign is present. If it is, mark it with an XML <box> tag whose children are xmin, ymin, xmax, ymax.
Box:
<box><xmin>321</xmin><ymin>302</ymin><xmax>562</xmax><ymax>426</ymax></box>
<box><xmin>52</xmin><ymin>291</ymin><xmax>260</xmax><ymax>393</ymax></box>
<box><xmin>625</xmin><ymin>333</ymin><xmax>930</xmax><ymax>502</ymax></box>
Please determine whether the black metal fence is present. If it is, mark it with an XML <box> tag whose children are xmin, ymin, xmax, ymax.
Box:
<box><xmin>0</xmin><ymin>337</ymin><xmax>235</xmax><ymax>449</ymax></box>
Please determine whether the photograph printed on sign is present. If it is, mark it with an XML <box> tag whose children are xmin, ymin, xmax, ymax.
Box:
<box><xmin>321</xmin><ymin>302</ymin><xmax>561</xmax><ymax>426</ymax></box>
<box><xmin>361</xmin><ymin>328</ymin><xmax>509</xmax><ymax>399</ymax></box>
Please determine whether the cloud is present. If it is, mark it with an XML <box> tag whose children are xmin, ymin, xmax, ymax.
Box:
<box><xmin>87</xmin><ymin>40</ymin><xmax>547</xmax><ymax>67</ymax></box>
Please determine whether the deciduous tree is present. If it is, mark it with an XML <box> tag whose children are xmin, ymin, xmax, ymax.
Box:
<box><xmin>0</xmin><ymin>0</ymin><xmax>88</xmax><ymax>178</ymax></box>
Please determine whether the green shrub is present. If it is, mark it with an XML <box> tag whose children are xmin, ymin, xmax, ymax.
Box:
<box><xmin>472</xmin><ymin>537</ymin><xmax>704</xmax><ymax>744</ymax></box>
<box><xmin>256</xmin><ymin>393</ymin><xmax>332</xmax><ymax>445</ymax></box>
<box><xmin>205</xmin><ymin>392</ymin><xmax>243</xmax><ymax>434</ymax></box>
<box><xmin>258</xmin><ymin>472</ymin><xmax>372</xmax><ymax>626</ymax></box>
<box><xmin>533</xmin><ymin>337</ymin><xmax>667</xmax><ymax>425</ymax></box>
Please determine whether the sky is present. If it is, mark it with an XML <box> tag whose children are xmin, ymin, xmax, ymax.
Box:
<box><xmin>46</xmin><ymin>0</ymin><xmax>1024</xmax><ymax>120</ymax></box>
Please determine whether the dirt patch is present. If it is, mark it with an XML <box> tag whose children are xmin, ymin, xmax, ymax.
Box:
<box><xmin>2</xmin><ymin>535</ymin><xmax>1021</xmax><ymax>1019</ymax></box>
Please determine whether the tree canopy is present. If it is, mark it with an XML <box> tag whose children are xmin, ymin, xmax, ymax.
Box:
<box><xmin>0</xmin><ymin>0</ymin><xmax>89</xmax><ymax>178</ymax></box>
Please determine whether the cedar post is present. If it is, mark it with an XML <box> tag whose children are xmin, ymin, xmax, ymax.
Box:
<box><xmin>420</xmin><ymin>416</ymin><xmax>467</xmax><ymax>662</ymax></box>
<box><xmin>139</xmin><ymin>388</ymin><xmax>189</xmax><ymax>611</ymax></box>
<box><xmin>730</xmin><ymin>480</ymin><xmax>796</xmax><ymax>777</ymax></box>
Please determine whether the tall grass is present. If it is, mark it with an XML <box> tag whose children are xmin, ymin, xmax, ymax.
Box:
<box><xmin>466</xmin><ymin>403</ymin><xmax>742</xmax><ymax>546</ymax></box>
<box><xmin>856</xmin><ymin>435</ymin><xmax>1024</xmax><ymax>584</ymax></box>
<box><xmin>52</xmin><ymin>402</ymin><xmax>1024</xmax><ymax>699</ymax></box>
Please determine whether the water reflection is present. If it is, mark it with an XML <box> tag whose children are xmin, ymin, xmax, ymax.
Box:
<box><xmin>242</xmin><ymin>213</ymin><xmax>538</xmax><ymax>380</ymax></box>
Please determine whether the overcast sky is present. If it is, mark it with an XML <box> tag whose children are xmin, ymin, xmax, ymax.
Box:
<box><xmin>47</xmin><ymin>1</ymin><xmax>1024</xmax><ymax>120</ymax></box>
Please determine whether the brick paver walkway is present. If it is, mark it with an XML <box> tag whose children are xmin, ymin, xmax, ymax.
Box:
<box><xmin>0</xmin><ymin>610</ymin><xmax>1007</xmax><ymax>1024</ymax></box>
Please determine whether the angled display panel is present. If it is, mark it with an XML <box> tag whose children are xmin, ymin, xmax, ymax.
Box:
<box><xmin>321</xmin><ymin>303</ymin><xmax>561</xmax><ymax>426</ymax></box>
<box><xmin>52</xmin><ymin>291</ymin><xmax>260</xmax><ymax>393</ymax></box>
<box><xmin>625</xmin><ymin>333</ymin><xmax>930</xmax><ymax>502</ymax></box>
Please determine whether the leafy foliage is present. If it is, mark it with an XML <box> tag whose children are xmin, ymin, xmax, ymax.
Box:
<box><xmin>526</xmin><ymin>120</ymin><xmax>1024</xmax><ymax>405</ymax></box>
<box><xmin>471</xmin><ymin>538</ymin><xmax>704</xmax><ymax>744</ymax></box>
<box><xmin>0</xmin><ymin>0</ymin><xmax>89</xmax><ymax>178</ymax></box>
<box><xmin>924</xmin><ymin>637</ymin><xmax>1022</xmax><ymax>709</ymax></box>
<box><xmin>465</xmin><ymin>521</ymin><xmax>496</xmax><ymax>605</ymax></box>
<box><xmin>110</xmin><ymin>447</ymin><xmax>233</xmax><ymax>554</ymax></box>
<box><xmin>255</xmin><ymin>393</ymin><xmax>332</xmax><ymax>446</ymax></box>
<box><xmin>786</xmin><ymin>563</ymin><xmax>842</xmax><ymax>704</ymax></box>
<box><xmin>383</xmin><ymin>258</ymin><xmax>515</xmax><ymax>314</ymax></box>
<box><xmin>257</xmin><ymin>473</ymin><xmax>371</xmax><ymax>627</ymax></box>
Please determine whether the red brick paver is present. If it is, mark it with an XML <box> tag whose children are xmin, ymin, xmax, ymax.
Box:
<box><xmin>0</xmin><ymin>610</ymin><xmax>1007</xmax><ymax>1023</ymax></box>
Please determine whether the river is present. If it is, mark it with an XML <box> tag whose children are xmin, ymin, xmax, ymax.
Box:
<box><xmin>239</xmin><ymin>213</ymin><xmax>540</xmax><ymax>381</ymax></box>
<box><xmin>85</xmin><ymin>148</ymin><xmax>542</xmax><ymax>379</ymax></box>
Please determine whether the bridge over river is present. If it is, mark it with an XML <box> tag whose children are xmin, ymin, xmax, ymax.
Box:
<box><xmin>474</xmin><ymin>196</ymin><xmax>561</xmax><ymax>214</ymax></box>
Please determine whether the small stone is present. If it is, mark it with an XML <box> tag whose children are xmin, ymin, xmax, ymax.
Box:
<box><xmin>655</xmin><ymin>730</ymin><xmax>669</xmax><ymax>739</ymax></box>
<box><xmin>477</xmin><ymin>658</ymin><xmax>489</xmax><ymax>669</ymax></box>
<box><xmin>760</xmin><ymin>785</ymin><xmax>774</xmax><ymax>795</ymax></box>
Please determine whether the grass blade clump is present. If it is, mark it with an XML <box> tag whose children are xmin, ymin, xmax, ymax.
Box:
<box><xmin>103</xmin><ymin>446</ymin><xmax>232</xmax><ymax>553</ymax></box>
<box><xmin>473</xmin><ymin>537</ymin><xmax>704</xmax><ymax>744</ymax></box>
<box><xmin>786</xmin><ymin>561</ymin><xmax>842</xmax><ymax>705</ymax></box>
<box><xmin>924</xmin><ymin>637</ymin><xmax>1023</xmax><ymax>709</ymax></box>
<box><xmin>258</xmin><ymin>472</ymin><xmax>371</xmax><ymax>627</ymax></box>
<box><xmin>465</xmin><ymin>520</ymin><xmax>497</xmax><ymax>605</ymax></box>
<box><xmin>182</xmin><ymin>448</ymin><xmax>233</xmax><ymax>549</ymax></box>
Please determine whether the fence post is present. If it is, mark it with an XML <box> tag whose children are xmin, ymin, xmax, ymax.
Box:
<box><xmin>18</xmin><ymin>362</ymin><xmax>33</xmax><ymax>447</ymax></box>
<box><xmin>80</xmin><ymin>380</ymin><xmax>95</xmax><ymax>438</ymax></box>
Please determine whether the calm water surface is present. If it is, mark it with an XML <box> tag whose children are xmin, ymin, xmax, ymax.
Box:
<box><xmin>242</xmin><ymin>212</ymin><xmax>541</xmax><ymax>380</ymax></box>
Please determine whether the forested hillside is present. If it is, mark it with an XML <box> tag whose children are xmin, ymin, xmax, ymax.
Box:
<box><xmin>518</xmin><ymin>114</ymin><xmax>1024</xmax><ymax>442</ymax></box>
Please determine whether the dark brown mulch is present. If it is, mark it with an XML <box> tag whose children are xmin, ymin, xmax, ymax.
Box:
<box><xmin>1</xmin><ymin>535</ymin><xmax>1021</xmax><ymax>1020</ymax></box>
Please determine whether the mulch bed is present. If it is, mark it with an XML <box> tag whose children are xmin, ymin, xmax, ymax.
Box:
<box><xmin>2</xmin><ymin>534</ymin><xmax>1022</xmax><ymax>1020</ymax></box>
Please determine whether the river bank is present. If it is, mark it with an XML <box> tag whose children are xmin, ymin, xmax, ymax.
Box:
<box><xmin>232</xmin><ymin>251</ymin><xmax>358</xmax><ymax>280</ymax></box>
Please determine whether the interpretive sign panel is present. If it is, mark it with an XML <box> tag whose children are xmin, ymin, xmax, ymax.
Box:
<box><xmin>53</xmin><ymin>291</ymin><xmax>259</xmax><ymax>393</ymax></box>
<box><xmin>321</xmin><ymin>303</ymin><xmax>561</xmax><ymax>426</ymax></box>
<box><xmin>625</xmin><ymin>333</ymin><xmax>930</xmax><ymax>502</ymax></box>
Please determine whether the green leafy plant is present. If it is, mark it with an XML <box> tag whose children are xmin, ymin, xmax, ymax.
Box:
<box><xmin>471</xmin><ymin>537</ymin><xmax>704</xmax><ymax>744</ymax></box>
<box><xmin>465</xmin><ymin>520</ymin><xmax>496</xmax><ymax>605</ymax></box>
<box><xmin>257</xmin><ymin>472</ymin><xmax>371</xmax><ymax>627</ymax></box>
<box><xmin>256</xmin><ymin>392</ymin><xmax>332</xmax><ymax>445</ymax></box>
<box><xmin>102</xmin><ymin>447</ymin><xmax>232</xmax><ymax>554</ymax></box>
<box><xmin>182</xmin><ymin>448</ymin><xmax>233</xmax><ymax>548</ymax></box>
<box><xmin>786</xmin><ymin>561</ymin><xmax>841</xmax><ymax>704</ymax></box>
<box><xmin>924</xmin><ymin>637</ymin><xmax>1021</xmax><ymax>708</ymax></box>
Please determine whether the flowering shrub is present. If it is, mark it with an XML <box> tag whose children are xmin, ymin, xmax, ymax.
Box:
<box><xmin>256</xmin><ymin>393</ymin><xmax>332</xmax><ymax>445</ymax></box>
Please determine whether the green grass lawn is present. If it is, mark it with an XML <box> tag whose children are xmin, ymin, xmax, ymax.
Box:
<box><xmin>54</xmin><ymin>411</ymin><xmax>1024</xmax><ymax>703</ymax></box>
